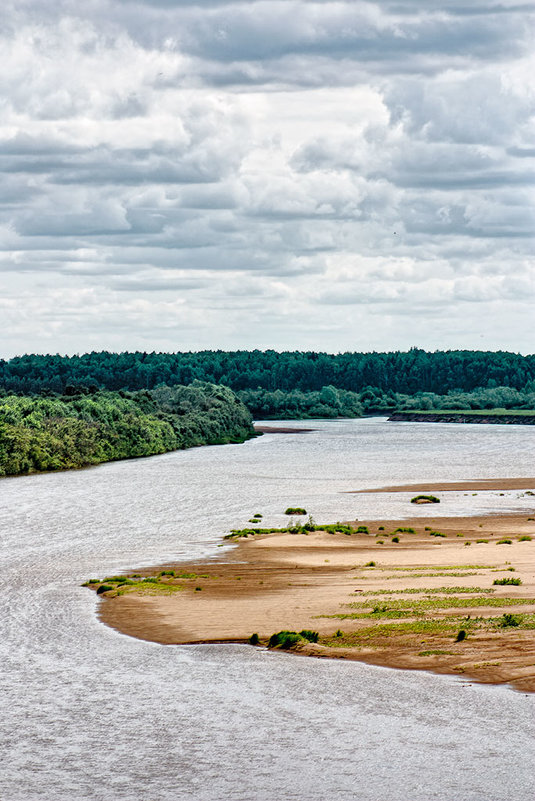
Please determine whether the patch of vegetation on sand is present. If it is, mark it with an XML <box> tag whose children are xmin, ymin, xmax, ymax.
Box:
<box><xmin>411</xmin><ymin>495</ymin><xmax>440</xmax><ymax>504</ymax></box>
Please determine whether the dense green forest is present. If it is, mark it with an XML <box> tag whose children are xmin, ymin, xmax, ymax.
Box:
<box><xmin>1</xmin><ymin>349</ymin><xmax>534</xmax><ymax>396</ymax></box>
<box><xmin>238</xmin><ymin>384</ymin><xmax>535</xmax><ymax>418</ymax></box>
<box><xmin>0</xmin><ymin>382</ymin><xmax>255</xmax><ymax>476</ymax></box>
<box><xmin>2</xmin><ymin>349</ymin><xmax>535</xmax><ymax>419</ymax></box>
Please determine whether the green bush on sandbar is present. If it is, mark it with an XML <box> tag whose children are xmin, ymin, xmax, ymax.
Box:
<box><xmin>285</xmin><ymin>507</ymin><xmax>307</xmax><ymax>515</ymax></box>
<box><xmin>411</xmin><ymin>495</ymin><xmax>440</xmax><ymax>504</ymax></box>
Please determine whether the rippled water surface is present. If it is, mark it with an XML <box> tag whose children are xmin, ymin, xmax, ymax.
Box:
<box><xmin>2</xmin><ymin>419</ymin><xmax>535</xmax><ymax>800</ymax></box>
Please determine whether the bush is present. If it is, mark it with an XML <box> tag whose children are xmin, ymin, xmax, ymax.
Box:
<box><xmin>268</xmin><ymin>631</ymin><xmax>303</xmax><ymax>649</ymax></box>
<box><xmin>356</xmin><ymin>525</ymin><xmax>369</xmax><ymax>534</ymax></box>
<box><xmin>429</xmin><ymin>531</ymin><xmax>446</xmax><ymax>538</ymax></box>
<box><xmin>498</xmin><ymin>613</ymin><xmax>521</xmax><ymax>627</ymax></box>
<box><xmin>249</xmin><ymin>633</ymin><xmax>259</xmax><ymax>645</ymax></box>
<box><xmin>299</xmin><ymin>629</ymin><xmax>319</xmax><ymax>643</ymax></box>
<box><xmin>96</xmin><ymin>584</ymin><xmax>114</xmax><ymax>594</ymax></box>
<box><xmin>394</xmin><ymin>527</ymin><xmax>415</xmax><ymax>534</ymax></box>
<box><xmin>497</xmin><ymin>538</ymin><xmax>513</xmax><ymax>545</ymax></box>
<box><xmin>391</xmin><ymin>536</ymin><xmax>400</xmax><ymax>543</ymax></box>
<box><xmin>285</xmin><ymin>507</ymin><xmax>307</xmax><ymax>515</ymax></box>
<box><xmin>518</xmin><ymin>535</ymin><xmax>532</xmax><ymax>542</ymax></box>
<box><xmin>455</xmin><ymin>629</ymin><xmax>467</xmax><ymax>642</ymax></box>
<box><xmin>411</xmin><ymin>495</ymin><xmax>440</xmax><ymax>504</ymax></box>
<box><xmin>493</xmin><ymin>577</ymin><xmax>522</xmax><ymax>585</ymax></box>
<box><xmin>365</xmin><ymin>561</ymin><xmax>376</xmax><ymax>567</ymax></box>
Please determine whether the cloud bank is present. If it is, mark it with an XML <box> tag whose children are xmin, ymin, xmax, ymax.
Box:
<box><xmin>1</xmin><ymin>0</ymin><xmax>534</xmax><ymax>355</ymax></box>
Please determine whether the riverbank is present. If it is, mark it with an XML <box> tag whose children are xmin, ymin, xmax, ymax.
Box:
<box><xmin>93</xmin><ymin>481</ymin><xmax>535</xmax><ymax>693</ymax></box>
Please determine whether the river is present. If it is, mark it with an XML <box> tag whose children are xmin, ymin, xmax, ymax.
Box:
<box><xmin>1</xmin><ymin>418</ymin><xmax>534</xmax><ymax>800</ymax></box>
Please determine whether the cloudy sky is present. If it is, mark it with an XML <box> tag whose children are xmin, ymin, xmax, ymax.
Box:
<box><xmin>1</xmin><ymin>1</ymin><xmax>534</xmax><ymax>357</ymax></box>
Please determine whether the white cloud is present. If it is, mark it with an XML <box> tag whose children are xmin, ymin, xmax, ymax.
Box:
<box><xmin>1</xmin><ymin>0</ymin><xmax>534</xmax><ymax>356</ymax></box>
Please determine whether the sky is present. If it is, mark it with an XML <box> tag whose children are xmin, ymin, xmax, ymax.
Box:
<box><xmin>1</xmin><ymin>0</ymin><xmax>534</xmax><ymax>357</ymax></box>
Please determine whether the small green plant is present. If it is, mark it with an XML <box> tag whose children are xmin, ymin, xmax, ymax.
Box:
<box><xmin>476</xmin><ymin>539</ymin><xmax>489</xmax><ymax>544</ymax></box>
<box><xmin>391</xmin><ymin>536</ymin><xmax>400</xmax><ymax>543</ymax></box>
<box><xmin>377</xmin><ymin>540</ymin><xmax>384</xmax><ymax>544</ymax></box>
<box><xmin>96</xmin><ymin>584</ymin><xmax>114</xmax><ymax>594</ymax></box>
<box><xmin>378</xmin><ymin>526</ymin><xmax>385</xmax><ymax>531</ymax></box>
<box><xmin>268</xmin><ymin>631</ymin><xmax>302</xmax><ymax>649</ymax></box>
<box><xmin>334</xmin><ymin>629</ymin><xmax>343</xmax><ymax>637</ymax></box>
<box><xmin>493</xmin><ymin>577</ymin><xmax>522</xmax><ymax>586</ymax></box>
<box><xmin>497</xmin><ymin>538</ymin><xmax>513</xmax><ymax>545</ymax></box>
<box><xmin>253</xmin><ymin>513</ymin><xmax>263</xmax><ymax>518</ymax></box>
<box><xmin>518</xmin><ymin>535</ymin><xmax>532</xmax><ymax>542</ymax></box>
<box><xmin>159</xmin><ymin>570</ymin><xmax>175</xmax><ymax>577</ymax></box>
<box><xmin>455</xmin><ymin>629</ymin><xmax>467</xmax><ymax>642</ymax></box>
<box><xmin>456</xmin><ymin>533</ymin><xmax>464</xmax><ymax>537</ymax></box>
<box><xmin>195</xmin><ymin>586</ymin><xmax>202</xmax><ymax>591</ymax></box>
<box><xmin>464</xmin><ymin>541</ymin><xmax>472</xmax><ymax>546</ymax></box>
<box><xmin>429</xmin><ymin>531</ymin><xmax>446</xmax><ymax>538</ymax></box>
<box><xmin>285</xmin><ymin>507</ymin><xmax>307</xmax><ymax>515</ymax></box>
<box><xmin>394</xmin><ymin>527</ymin><xmax>415</xmax><ymax>534</ymax></box>
<box><xmin>85</xmin><ymin>579</ymin><xmax>100</xmax><ymax>585</ymax></box>
<box><xmin>356</xmin><ymin>525</ymin><xmax>369</xmax><ymax>534</ymax></box>
<box><xmin>299</xmin><ymin>629</ymin><xmax>319</xmax><ymax>643</ymax></box>
<box><xmin>249</xmin><ymin>633</ymin><xmax>260</xmax><ymax>645</ymax></box>
<box><xmin>365</xmin><ymin>561</ymin><xmax>376</xmax><ymax>567</ymax></box>
<box><xmin>498</xmin><ymin>613</ymin><xmax>521</xmax><ymax>627</ymax></box>
<box><xmin>411</xmin><ymin>495</ymin><xmax>440</xmax><ymax>504</ymax></box>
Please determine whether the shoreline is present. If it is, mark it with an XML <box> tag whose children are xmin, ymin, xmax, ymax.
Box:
<box><xmin>93</xmin><ymin>479</ymin><xmax>535</xmax><ymax>693</ymax></box>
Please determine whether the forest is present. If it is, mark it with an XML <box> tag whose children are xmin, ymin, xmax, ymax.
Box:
<box><xmin>1</xmin><ymin>349</ymin><xmax>534</xmax><ymax>419</ymax></box>
<box><xmin>1</xmin><ymin>348</ymin><xmax>534</xmax><ymax>396</ymax></box>
<box><xmin>0</xmin><ymin>382</ymin><xmax>255</xmax><ymax>476</ymax></box>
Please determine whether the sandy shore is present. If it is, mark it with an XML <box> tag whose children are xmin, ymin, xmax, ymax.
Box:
<box><xmin>352</xmin><ymin>478</ymin><xmax>535</xmax><ymax>493</ymax></box>
<box><xmin>94</xmin><ymin>480</ymin><xmax>535</xmax><ymax>693</ymax></box>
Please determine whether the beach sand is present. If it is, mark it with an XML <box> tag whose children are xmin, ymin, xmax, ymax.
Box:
<box><xmin>95</xmin><ymin>481</ymin><xmax>535</xmax><ymax>693</ymax></box>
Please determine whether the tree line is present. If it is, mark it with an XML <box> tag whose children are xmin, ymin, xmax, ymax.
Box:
<box><xmin>0</xmin><ymin>382</ymin><xmax>255</xmax><ymax>476</ymax></box>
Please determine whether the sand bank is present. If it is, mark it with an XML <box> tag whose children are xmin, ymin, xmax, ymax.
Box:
<box><xmin>95</xmin><ymin>494</ymin><xmax>535</xmax><ymax>693</ymax></box>
<box><xmin>352</xmin><ymin>478</ymin><xmax>535</xmax><ymax>493</ymax></box>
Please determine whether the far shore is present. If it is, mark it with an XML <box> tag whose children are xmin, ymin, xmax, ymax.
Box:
<box><xmin>93</xmin><ymin>478</ymin><xmax>535</xmax><ymax>693</ymax></box>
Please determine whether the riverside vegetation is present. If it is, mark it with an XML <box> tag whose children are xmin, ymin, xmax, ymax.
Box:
<box><xmin>0</xmin><ymin>382</ymin><xmax>255</xmax><ymax>476</ymax></box>
<box><xmin>2</xmin><ymin>349</ymin><xmax>535</xmax><ymax>419</ymax></box>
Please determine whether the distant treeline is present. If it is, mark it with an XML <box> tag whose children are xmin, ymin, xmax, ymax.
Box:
<box><xmin>0</xmin><ymin>382</ymin><xmax>255</xmax><ymax>476</ymax></box>
<box><xmin>1</xmin><ymin>349</ymin><xmax>534</xmax><ymax>396</ymax></box>
<box><xmin>238</xmin><ymin>384</ymin><xmax>535</xmax><ymax>419</ymax></box>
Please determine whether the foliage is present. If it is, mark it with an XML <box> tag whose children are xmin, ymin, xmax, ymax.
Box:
<box><xmin>498</xmin><ymin>613</ymin><xmax>521</xmax><ymax>627</ymax></box>
<box><xmin>493</xmin><ymin>577</ymin><xmax>522</xmax><ymax>585</ymax></box>
<box><xmin>411</xmin><ymin>495</ymin><xmax>440</xmax><ymax>504</ymax></box>
<box><xmin>0</xmin><ymin>382</ymin><xmax>255</xmax><ymax>476</ymax></box>
<box><xmin>249</xmin><ymin>633</ymin><xmax>260</xmax><ymax>645</ymax></box>
<box><xmin>455</xmin><ymin>629</ymin><xmax>467</xmax><ymax>642</ymax></box>
<box><xmin>2</xmin><ymin>349</ymin><xmax>535</xmax><ymax>420</ymax></box>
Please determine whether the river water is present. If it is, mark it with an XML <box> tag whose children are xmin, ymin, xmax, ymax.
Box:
<box><xmin>1</xmin><ymin>418</ymin><xmax>534</xmax><ymax>800</ymax></box>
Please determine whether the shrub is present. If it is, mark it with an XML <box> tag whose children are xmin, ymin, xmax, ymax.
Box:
<box><xmin>96</xmin><ymin>584</ymin><xmax>114</xmax><ymax>594</ymax></box>
<box><xmin>299</xmin><ymin>629</ymin><xmax>319</xmax><ymax>643</ymax></box>
<box><xmin>394</xmin><ymin>527</ymin><xmax>415</xmax><ymax>534</ymax></box>
<box><xmin>429</xmin><ymin>531</ymin><xmax>446</xmax><ymax>538</ymax></box>
<box><xmin>195</xmin><ymin>586</ymin><xmax>202</xmax><ymax>591</ymax></box>
<box><xmin>268</xmin><ymin>631</ymin><xmax>303</xmax><ymax>649</ymax></box>
<box><xmin>476</xmin><ymin>539</ymin><xmax>489</xmax><ymax>544</ymax></box>
<box><xmin>334</xmin><ymin>629</ymin><xmax>343</xmax><ymax>637</ymax></box>
<box><xmin>249</xmin><ymin>633</ymin><xmax>260</xmax><ymax>645</ymax></box>
<box><xmin>159</xmin><ymin>570</ymin><xmax>175</xmax><ymax>576</ymax></box>
<box><xmin>365</xmin><ymin>561</ymin><xmax>376</xmax><ymax>567</ymax></box>
<box><xmin>498</xmin><ymin>613</ymin><xmax>521</xmax><ymax>627</ymax></box>
<box><xmin>285</xmin><ymin>507</ymin><xmax>307</xmax><ymax>515</ymax></box>
<box><xmin>378</xmin><ymin>526</ymin><xmax>384</xmax><ymax>531</ymax></box>
<box><xmin>391</xmin><ymin>536</ymin><xmax>400</xmax><ymax>543</ymax></box>
<box><xmin>253</xmin><ymin>513</ymin><xmax>263</xmax><ymax>518</ymax></box>
<box><xmin>356</xmin><ymin>525</ymin><xmax>369</xmax><ymax>534</ymax></box>
<box><xmin>493</xmin><ymin>577</ymin><xmax>522</xmax><ymax>585</ymax></box>
<box><xmin>497</xmin><ymin>538</ymin><xmax>513</xmax><ymax>545</ymax></box>
<box><xmin>518</xmin><ymin>536</ymin><xmax>532</xmax><ymax>542</ymax></box>
<box><xmin>455</xmin><ymin>629</ymin><xmax>467</xmax><ymax>642</ymax></box>
<box><xmin>411</xmin><ymin>495</ymin><xmax>440</xmax><ymax>504</ymax></box>
<box><xmin>143</xmin><ymin>577</ymin><xmax>159</xmax><ymax>583</ymax></box>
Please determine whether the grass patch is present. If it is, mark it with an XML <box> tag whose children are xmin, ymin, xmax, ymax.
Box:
<box><xmin>418</xmin><ymin>649</ymin><xmax>455</xmax><ymax>656</ymax></box>
<box><xmin>285</xmin><ymin>507</ymin><xmax>307</xmax><ymax>515</ymax></box>
<box><xmin>357</xmin><ymin>586</ymin><xmax>495</xmax><ymax>596</ymax></box>
<box><xmin>497</xmin><ymin>538</ymin><xmax>513</xmax><ymax>545</ymax></box>
<box><xmin>493</xmin><ymin>577</ymin><xmax>522</xmax><ymax>586</ymax></box>
<box><xmin>518</xmin><ymin>535</ymin><xmax>532</xmax><ymax>542</ymax></box>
